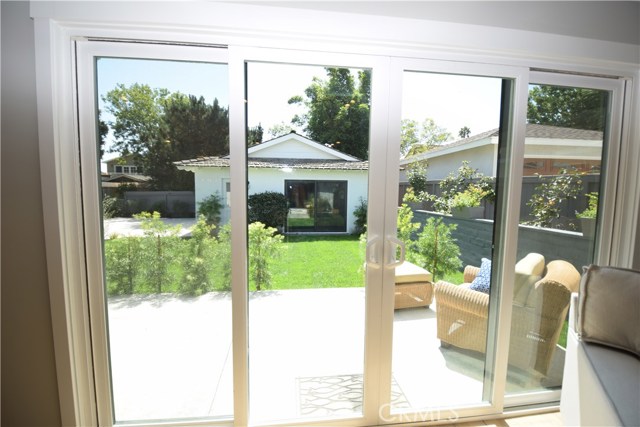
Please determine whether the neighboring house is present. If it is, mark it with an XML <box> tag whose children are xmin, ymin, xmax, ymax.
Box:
<box><xmin>175</xmin><ymin>132</ymin><xmax>368</xmax><ymax>233</ymax></box>
<box><xmin>399</xmin><ymin>124</ymin><xmax>603</xmax><ymax>182</ymax></box>
<box><xmin>102</xmin><ymin>154</ymin><xmax>151</xmax><ymax>195</ymax></box>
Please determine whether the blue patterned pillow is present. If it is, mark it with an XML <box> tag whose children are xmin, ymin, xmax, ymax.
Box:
<box><xmin>470</xmin><ymin>258</ymin><xmax>492</xmax><ymax>293</ymax></box>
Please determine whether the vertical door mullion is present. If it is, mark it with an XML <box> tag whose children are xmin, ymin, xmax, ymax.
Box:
<box><xmin>380</xmin><ymin>58</ymin><xmax>529</xmax><ymax>424</ymax></box>
<box><xmin>362</xmin><ymin>55</ymin><xmax>394</xmax><ymax>424</ymax></box>
<box><xmin>372</xmin><ymin>57</ymin><xmax>403</xmax><ymax>424</ymax></box>
<box><xmin>228</xmin><ymin>46</ymin><xmax>250</xmax><ymax>427</ymax></box>
<box><xmin>485</xmin><ymin>72</ymin><xmax>530</xmax><ymax>409</ymax></box>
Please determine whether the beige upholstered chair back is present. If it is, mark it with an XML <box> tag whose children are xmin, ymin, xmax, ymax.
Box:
<box><xmin>543</xmin><ymin>260</ymin><xmax>581</xmax><ymax>293</ymax></box>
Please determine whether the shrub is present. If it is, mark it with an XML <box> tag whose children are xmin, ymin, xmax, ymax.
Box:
<box><xmin>576</xmin><ymin>192</ymin><xmax>598</xmax><ymax>219</ymax></box>
<box><xmin>134</xmin><ymin>211</ymin><xmax>181</xmax><ymax>293</ymax></box>
<box><xmin>150</xmin><ymin>201</ymin><xmax>168</xmax><ymax>217</ymax></box>
<box><xmin>434</xmin><ymin>161</ymin><xmax>495</xmax><ymax>213</ymax></box>
<box><xmin>103</xmin><ymin>195</ymin><xmax>119</xmax><ymax>219</ymax></box>
<box><xmin>412</xmin><ymin>217</ymin><xmax>462</xmax><ymax>281</ymax></box>
<box><xmin>102</xmin><ymin>196</ymin><xmax>143</xmax><ymax>218</ymax></box>
<box><xmin>248</xmin><ymin>221</ymin><xmax>284</xmax><ymax>290</ymax></box>
<box><xmin>104</xmin><ymin>235</ymin><xmax>143</xmax><ymax>295</ymax></box>
<box><xmin>353</xmin><ymin>198</ymin><xmax>368</xmax><ymax>235</ymax></box>
<box><xmin>407</xmin><ymin>161</ymin><xmax>429</xmax><ymax>195</ymax></box>
<box><xmin>180</xmin><ymin>215</ymin><xmax>216</xmax><ymax>296</ymax></box>
<box><xmin>198</xmin><ymin>193</ymin><xmax>223</xmax><ymax>226</ymax></box>
<box><xmin>526</xmin><ymin>168</ymin><xmax>584</xmax><ymax>229</ymax></box>
<box><xmin>248</xmin><ymin>192</ymin><xmax>288</xmax><ymax>230</ymax></box>
<box><xmin>397</xmin><ymin>203</ymin><xmax>420</xmax><ymax>258</ymax></box>
<box><xmin>215</xmin><ymin>224</ymin><xmax>232</xmax><ymax>291</ymax></box>
<box><xmin>449</xmin><ymin>184</ymin><xmax>489</xmax><ymax>209</ymax></box>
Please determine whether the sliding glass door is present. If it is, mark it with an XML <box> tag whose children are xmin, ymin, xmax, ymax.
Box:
<box><xmin>242</xmin><ymin>57</ymin><xmax>383</xmax><ymax>425</ymax></box>
<box><xmin>505</xmin><ymin>72</ymin><xmax>624</xmax><ymax>405</ymax></box>
<box><xmin>77</xmin><ymin>41</ymin><xmax>625</xmax><ymax>427</ymax></box>
<box><xmin>285</xmin><ymin>180</ymin><xmax>348</xmax><ymax>232</ymax></box>
<box><xmin>77</xmin><ymin>42</ymin><xmax>234</xmax><ymax>425</ymax></box>
<box><xmin>379</xmin><ymin>59</ymin><xmax>528</xmax><ymax>424</ymax></box>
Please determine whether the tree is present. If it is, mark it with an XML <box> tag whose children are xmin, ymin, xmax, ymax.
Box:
<box><xmin>98</xmin><ymin>110</ymin><xmax>109</xmax><ymax>158</ymax></box>
<box><xmin>401</xmin><ymin>118</ymin><xmax>451</xmax><ymax>158</ymax></box>
<box><xmin>406</xmin><ymin>161</ymin><xmax>429</xmax><ymax>195</ymax></box>
<box><xmin>525</xmin><ymin>168</ymin><xmax>584</xmax><ymax>229</ymax></box>
<box><xmin>267</xmin><ymin>122</ymin><xmax>296</xmax><ymax>138</ymax></box>
<box><xmin>528</xmin><ymin>86</ymin><xmax>606</xmax><ymax>131</ymax></box>
<box><xmin>289</xmin><ymin>68</ymin><xmax>371</xmax><ymax>159</ymax></box>
<box><xmin>134</xmin><ymin>211</ymin><xmax>181</xmax><ymax>293</ymax></box>
<box><xmin>158</xmin><ymin>93</ymin><xmax>228</xmax><ymax>190</ymax></box>
<box><xmin>458</xmin><ymin>126</ymin><xmax>471</xmax><ymax>139</ymax></box>
<box><xmin>413</xmin><ymin>217</ymin><xmax>462</xmax><ymax>281</ymax></box>
<box><xmin>247</xmin><ymin>123</ymin><xmax>264</xmax><ymax>146</ymax></box>
<box><xmin>103</xmin><ymin>84</ymin><xmax>229</xmax><ymax>190</ymax></box>
<box><xmin>248</xmin><ymin>222</ymin><xmax>284</xmax><ymax>290</ymax></box>
<box><xmin>103</xmin><ymin>83</ymin><xmax>169</xmax><ymax>157</ymax></box>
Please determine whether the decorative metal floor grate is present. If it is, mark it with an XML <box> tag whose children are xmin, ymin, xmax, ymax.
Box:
<box><xmin>297</xmin><ymin>373</ymin><xmax>409</xmax><ymax>417</ymax></box>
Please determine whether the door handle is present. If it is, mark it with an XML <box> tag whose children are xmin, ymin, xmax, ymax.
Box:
<box><xmin>386</xmin><ymin>237</ymin><xmax>405</xmax><ymax>268</ymax></box>
<box><xmin>366</xmin><ymin>236</ymin><xmax>382</xmax><ymax>269</ymax></box>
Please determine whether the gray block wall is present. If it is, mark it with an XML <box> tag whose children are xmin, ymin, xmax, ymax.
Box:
<box><xmin>411</xmin><ymin>210</ymin><xmax>592</xmax><ymax>272</ymax></box>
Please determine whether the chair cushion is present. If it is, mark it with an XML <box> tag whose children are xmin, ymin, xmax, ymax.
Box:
<box><xmin>512</xmin><ymin>253</ymin><xmax>545</xmax><ymax>305</ymax></box>
<box><xmin>469</xmin><ymin>258</ymin><xmax>491</xmax><ymax>293</ymax></box>
<box><xmin>395</xmin><ymin>261</ymin><xmax>433</xmax><ymax>284</ymax></box>
<box><xmin>513</xmin><ymin>273</ymin><xmax>542</xmax><ymax>306</ymax></box>
<box><xmin>582</xmin><ymin>341</ymin><xmax>640</xmax><ymax>427</ymax></box>
<box><xmin>525</xmin><ymin>259</ymin><xmax>580</xmax><ymax>308</ymax></box>
<box><xmin>578</xmin><ymin>265</ymin><xmax>640</xmax><ymax>357</ymax></box>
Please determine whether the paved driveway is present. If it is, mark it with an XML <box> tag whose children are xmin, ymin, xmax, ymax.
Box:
<box><xmin>104</xmin><ymin>217</ymin><xmax>197</xmax><ymax>239</ymax></box>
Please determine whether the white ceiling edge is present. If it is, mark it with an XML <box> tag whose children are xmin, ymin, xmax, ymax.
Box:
<box><xmin>30</xmin><ymin>1</ymin><xmax>640</xmax><ymax>71</ymax></box>
<box><xmin>232</xmin><ymin>1</ymin><xmax>640</xmax><ymax>46</ymax></box>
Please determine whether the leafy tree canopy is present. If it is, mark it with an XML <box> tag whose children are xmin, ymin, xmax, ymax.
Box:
<box><xmin>102</xmin><ymin>83</ymin><xmax>229</xmax><ymax>190</ymax></box>
<box><xmin>401</xmin><ymin>118</ymin><xmax>452</xmax><ymax>158</ymax></box>
<box><xmin>458</xmin><ymin>126</ymin><xmax>471</xmax><ymax>139</ymax></box>
<box><xmin>267</xmin><ymin>121</ymin><xmax>296</xmax><ymax>139</ymax></box>
<box><xmin>527</xmin><ymin>86</ymin><xmax>606</xmax><ymax>131</ymax></box>
<box><xmin>289</xmin><ymin>68</ymin><xmax>371</xmax><ymax>160</ymax></box>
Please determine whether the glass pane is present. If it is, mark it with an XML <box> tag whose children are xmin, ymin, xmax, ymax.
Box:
<box><xmin>506</xmin><ymin>84</ymin><xmax>608</xmax><ymax>395</ymax></box>
<box><xmin>316</xmin><ymin>181</ymin><xmax>347</xmax><ymax>232</ymax></box>
<box><xmin>96</xmin><ymin>57</ymin><xmax>232</xmax><ymax>422</ymax></box>
<box><xmin>286</xmin><ymin>181</ymin><xmax>316</xmax><ymax>232</ymax></box>
<box><xmin>246</xmin><ymin>62</ymin><xmax>370</xmax><ymax>423</ymax></box>
<box><xmin>393</xmin><ymin>72</ymin><xmax>504</xmax><ymax>410</ymax></box>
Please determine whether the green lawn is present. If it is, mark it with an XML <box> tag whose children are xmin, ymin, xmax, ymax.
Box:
<box><xmin>269</xmin><ymin>235</ymin><xmax>364</xmax><ymax>289</ymax></box>
<box><xmin>268</xmin><ymin>234</ymin><xmax>464</xmax><ymax>290</ymax></box>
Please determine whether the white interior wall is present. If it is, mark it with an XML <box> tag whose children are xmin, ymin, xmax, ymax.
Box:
<box><xmin>3</xmin><ymin>1</ymin><xmax>639</xmax><ymax>425</ymax></box>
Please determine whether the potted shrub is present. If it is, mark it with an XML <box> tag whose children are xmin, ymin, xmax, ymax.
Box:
<box><xmin>576</xmin><ymin>192</ymin><xmax>598</xmax><ymax>238</ymax></box>
<box><xmin>449</xmin><ymin>185</ymin><xmax>487</xmax><ymax>219</ymax></box>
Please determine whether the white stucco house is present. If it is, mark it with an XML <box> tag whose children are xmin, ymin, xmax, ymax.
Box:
<box><xmin>399</xmin><ymin>124</ymin><xmax>603</xmax><ymax>182</ymax></box>
<box><xmin>175</xmin><ymin>132</ymin><xmax>368</xmax><ymax>233</ymax></box>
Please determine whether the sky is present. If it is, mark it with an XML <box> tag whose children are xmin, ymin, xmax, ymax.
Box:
<box><xmin>97</xmin><ymin>58</ymin><xmax>502</xmax><ymax>163</ymax></box>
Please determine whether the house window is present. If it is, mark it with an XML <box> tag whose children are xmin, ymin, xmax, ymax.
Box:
<box><xmin>114</xmin><ymin>165</ymin><xmax>123</xmax><ymax>173</ymax></box>
<box><xmin>285</xmin><ymin>180</ymin><xmax>347</xmax><ymax>232</ymax></box>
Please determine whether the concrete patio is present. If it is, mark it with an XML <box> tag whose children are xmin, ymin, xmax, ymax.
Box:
<box><xmin>107</xmin><ymin>288</ymin><xmax>565</xmax><ymax>424</ymax></box>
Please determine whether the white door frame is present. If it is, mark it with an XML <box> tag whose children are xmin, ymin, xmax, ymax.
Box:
<box><xmin>34</xmin><ymin>11</ymin><xmax>636</xmax><ymax>426</ymax></box>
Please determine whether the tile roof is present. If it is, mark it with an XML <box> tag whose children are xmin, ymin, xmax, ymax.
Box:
<box><xmin>174</xmin><ymin>157</ymin><xmax>369</xmax><ymax>170</ymax></box>
<box><xmin>403</xmin><ymin>123</ymin><xmax>603</xmax><ymax>163</ymax></box>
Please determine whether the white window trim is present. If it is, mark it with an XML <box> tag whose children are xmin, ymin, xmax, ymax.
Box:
<box><xmin>31</xmin><ymin>3</ymin><xmax>639</xmax><ymax>426</ymax></box>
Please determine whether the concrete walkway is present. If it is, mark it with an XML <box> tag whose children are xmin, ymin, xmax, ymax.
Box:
<box><xmin>107</xmin><ymin>289</ymin><xmax>565</xmax><ymax>423</ymax></box>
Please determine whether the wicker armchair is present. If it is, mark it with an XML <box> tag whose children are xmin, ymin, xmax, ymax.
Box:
<box><xmin>434</xmin><ymin>255</ymin><xmax>581</xmax><ymax>375</ymax></box>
